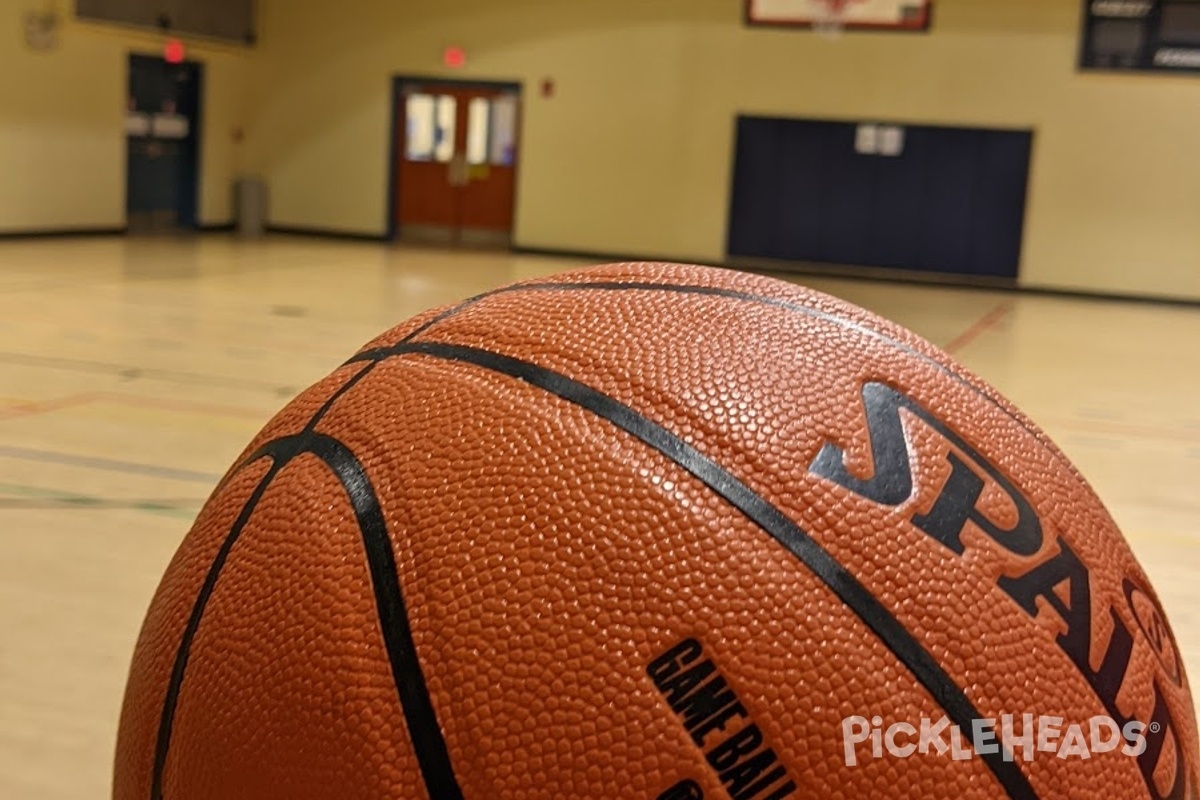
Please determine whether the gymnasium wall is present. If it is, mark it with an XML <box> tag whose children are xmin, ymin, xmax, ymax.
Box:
<box><xmin>244</xmin><ymin>0</ymin><xmax>1200</xmax><ymax>301</ymax></box>
<box><xmin>0</xmin><ymin>0</ymin><xmax>250</xmax><ymax>232</ymax></box>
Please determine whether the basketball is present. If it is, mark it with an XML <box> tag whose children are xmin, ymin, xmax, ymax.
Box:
<box><xmin>112</xmin><ymin>262</ymin><xmax>1197</xmax><ymax>799</ymax></box>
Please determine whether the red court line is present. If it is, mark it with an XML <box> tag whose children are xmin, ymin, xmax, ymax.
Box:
<box><xmin>944</xmin><ymin>302</ymin><xmax>1013</xmax><ymax>355</ymax></box>
<box><xmin>0</xmin><ymin>394</ymin><xmax>95</xmax><ymax>421</ymax></box>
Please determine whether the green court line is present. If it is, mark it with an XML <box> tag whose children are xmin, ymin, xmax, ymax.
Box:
<box><xmin>0</xmin><ymin>444</ymin><xmax>222</xmax><ymax>484</ymax></box>
<box><xmin>0</xmin><ymin>482</ymin><xmax>201</xmax><ymax>520</ymax></box>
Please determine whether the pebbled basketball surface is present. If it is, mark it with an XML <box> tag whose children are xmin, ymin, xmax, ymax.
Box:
<box><xmin>114</xmin><ymin>262</ymin><xmax>1198</xmax><ymax>800</ymax></box>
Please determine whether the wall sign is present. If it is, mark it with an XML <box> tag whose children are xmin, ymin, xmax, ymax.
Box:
<box><xmin>1080</xmin><ymin>0</ymin><xmax>1200</xmax><ymax>74</ymax></box>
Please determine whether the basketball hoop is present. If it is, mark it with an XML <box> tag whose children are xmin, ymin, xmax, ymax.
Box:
<box><xmin>809</xmin><ymin>0</ymin><xmax>859</xmax><ymax>39</ymax></box>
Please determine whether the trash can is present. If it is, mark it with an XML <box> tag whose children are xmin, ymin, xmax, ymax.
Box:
<box><xmin>234</xmin><ymin>177</ymin><xmax>267</xmax><ymax>238</ymax></box>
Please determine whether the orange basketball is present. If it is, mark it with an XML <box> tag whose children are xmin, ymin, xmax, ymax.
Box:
<box><xmin>114</xmin><ymin>262</ymin><xmax>1197</xmax><ymax>799</ymax></box>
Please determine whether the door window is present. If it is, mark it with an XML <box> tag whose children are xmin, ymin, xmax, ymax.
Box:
<box><xmin>466</xmin><ymin>97</ymin><xmax>491</xmax><ymax>166</ymax></box>
<box><xmin>406</xmin><ymin>93</ymin><xmax>456</xmax><ymax>162</ymax></box>
<box><xmin>489</xmin><ymin>94</ymin><xmax>518</xmax><ymax>166</ymax></box>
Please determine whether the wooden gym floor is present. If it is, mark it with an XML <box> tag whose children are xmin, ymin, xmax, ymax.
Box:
<box><xmin>1</xmin><ymin>235</ymin><xmax>1197</xmax><ymax>799</ymax></box>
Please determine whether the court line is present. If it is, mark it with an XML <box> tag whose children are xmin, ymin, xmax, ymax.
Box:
<box><xmin>944</xmin><ymin>302</ymin><xmax>1013</xmax><ymax>354</ymax></box>
<box><xmin>1046</xmin><ymin>417</ymin><xmax>1200</xmax><ymax>444</ymax></box>
<box><xmin>0</xmin><ymin>483</ymin><xmax>201</xmax><ymax>520</ymax></box>
<box><xmin>0</xmin><ymin>351</ymin><xmax>297</xmax><ymax>397</ymax></box>
<box><xmin>0</xmin><ymin>445</ymin><xmax>222</xmax><ymax>484</ymax></box>
<box><xmin>2</xmin><ymin>305</ymin><xmax>359</xmax><ymax>358</ymax></box>
<box><xmin>0</xmin><ymin>392</ymin><xmax>269</xmax><ymax>422</ymax></box>
<box><xmin>102</xmin><ymin>392</ymin><xmax>271</xmax><ymax>420</ymax></box>
<box><xmin>0</xmin><ymin>394</ymin><xmax>93</xmax><ymax>421</ymax></box>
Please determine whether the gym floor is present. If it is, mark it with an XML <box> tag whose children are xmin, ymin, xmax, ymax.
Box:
<box><xmin>1</xmin><ymin>235</ymin><xmax>1198</xmax><ymax>799</ymax></box>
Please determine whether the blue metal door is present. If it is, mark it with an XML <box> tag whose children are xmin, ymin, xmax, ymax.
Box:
<box><xmin>126</xmin><ymin>53</ymin><xmax>202</xmax><ymax>231</ymax></box>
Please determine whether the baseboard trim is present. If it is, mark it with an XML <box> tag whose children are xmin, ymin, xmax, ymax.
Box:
<box><xmin>513</xmin><ymin>245</ymin><xmax>1200</xmax><ymax>309</ymax></box>
<box><xmin>999</xmin><ymin>281</ymin><xmax>1200</xmax><ymax>309</ymax></box>
<box><xmin>0</xmin><ymin>224</ymin><xmax>239</xmax><ymax>238</ymax></box>
<box><xmin>729</xmin><ymin>255</ymin><xmax>1017</xmax><ymax>290</ymax></box>
<box><xmin>0</xmin><ymin>226</ymin><xmax>127</xmax><ymax>240</ymax></box>
<box><xmin>737</xmin><ymin>258</ymin><xmax>1200</xmax><ymax>309</ymax></box>
<box><xmin>266</xmin><ymin>224</ymin><xmax>388</xmax><ymax>243</ymax></box>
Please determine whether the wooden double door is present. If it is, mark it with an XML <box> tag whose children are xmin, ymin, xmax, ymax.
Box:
<box><xmin>393</xmin><ymin>79</ymin><xmax>521</xmax><ymax>245</ymax></box>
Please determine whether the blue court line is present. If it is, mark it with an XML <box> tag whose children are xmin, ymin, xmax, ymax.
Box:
<box><xmin>0</xmin><ymin>445</ymin><xmax>222</xmax><ymax>484</ymax></box>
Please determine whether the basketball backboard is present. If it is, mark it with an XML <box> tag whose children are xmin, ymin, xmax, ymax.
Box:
<box><xmin>746</xmin><ymin>0</ymin><xmax>933</xmax><ymax>32</ymax></box>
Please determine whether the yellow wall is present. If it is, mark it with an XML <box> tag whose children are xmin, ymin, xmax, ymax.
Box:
<box><xmin>2</xmin><ymin>0</ymin><xmax>1196</xmax><ymax>300</ymax></box>
<box><xmin>245</xmin><ymin>0</ymin><xmax>1200</xmax><ymax>300</ymax></box>
<box><xmin>0</xmin><ymin>1</ymin><xmax>251</xmax><ymax>231</ymax></box>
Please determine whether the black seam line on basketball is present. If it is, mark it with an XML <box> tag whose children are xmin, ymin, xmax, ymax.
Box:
<box><xmin>354</xmin><ymin>281</ymin><xmax>1099</xmax><ymax>713</ymax></box>
<box><xmin>149</xmin><ymin>432</ymin><xmax>464</xmax><ymax>800</ymax></box>
<box><xmin>399</xmin><ymin>287</ymin><xmax>507</xmax><ymax>344</ymax></box>
<box><xmin>202</xmin><ymin>363</ymin><xmax>378</xmax><ymax>501</ymax></box>
<box><xmin>150</xmin><ymin>453</ymin><xmax>283</xmax><ymax>800</ymax></box>
<box><xmin>304</xmin><ymin>361</ymin><xmax>378</xmax><ymax>433</ymax></box>
<box><xmin>345</xmin><ymin>281</ymin><xmax>742</xmax><ymax>367</ymax></box>
<box><xmin>304</xmin><ymin>433</ymin><xmax>464</xmax><ymax>800</ymax></box>
<box><xmin>344</xmin><ymin>279</ymin><xmax>1013</xmax><ymax>426</ymax></box>
<box><xmin>151</xmin><ymin>364</ymin><xmax>384</xmax><ymax>799</ymax></box>
<box><xmin>398</xmin><ymin>341</ymin><xmax>1040</xmax><ymax>800</ymax></box>
<box><xmin>349</xmin><ymin>281</ymin><xmax>924</xmax><ymax>369</ymax></box>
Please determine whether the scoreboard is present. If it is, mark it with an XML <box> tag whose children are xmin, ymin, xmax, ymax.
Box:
<box><xmin>1080</xmin><ymin>0</ymin><xmax>1200</xmax><ymax>74</ymax></box>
